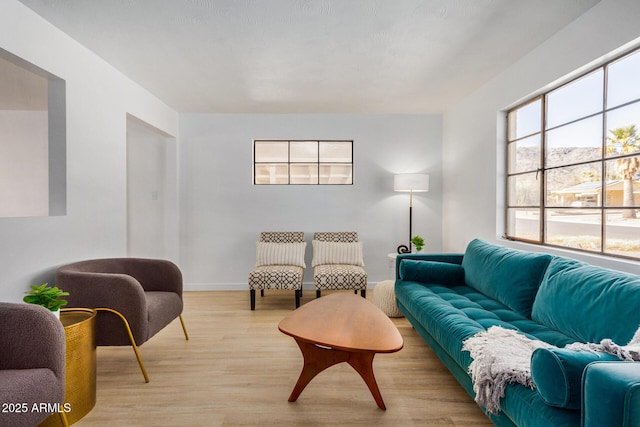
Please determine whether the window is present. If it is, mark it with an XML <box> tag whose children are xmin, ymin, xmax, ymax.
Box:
<box><xmin>0</xmin><ymin>49</ymin><xmax>66</xmax><ymax>217</ymax></box>
<box><xmin>253</xmin><ymin>140</ymin><xmax>353</xmax><ymax>185</ymax></box>
<box><xmin>506</xmin><ymin>48</ymin><xmax>640</xmax><ymax>259</ymax></box>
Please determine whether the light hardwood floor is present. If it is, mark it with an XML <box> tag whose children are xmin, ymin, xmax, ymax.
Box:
<box><xmin>74</xmin><ymin>290</ymin><xmax>492</xmax><ymax>427</ymax></box>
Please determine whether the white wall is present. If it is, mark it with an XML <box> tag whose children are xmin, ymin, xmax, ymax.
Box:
<box><xmin>179</xmin><ymin>114</ymin><xmax>442</xmax><ymax>290</ymax></box>
<box><xmin>0</xmin><ymin>110</ymin><xmax>49</xmax><ymax>217</ymax></box>
<box><xmin>127</xmin><ymin>116</ymin><xmax>179</xmax><ymax>262</ymax></box>
<box><xmin>442</xmin><ymin>0</ymin><xmax>640</xmax><ymax>273</ymax></box>
<box><xmin>0</xmin><ymin>1</ymin><xmax>178</xmax><ymax>302</ymax></box>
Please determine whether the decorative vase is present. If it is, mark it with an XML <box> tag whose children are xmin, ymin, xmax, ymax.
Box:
<box><xmin>51</xmin><ymin>309</ymin><xmax>60</xmax><ymax>320</ymax></box>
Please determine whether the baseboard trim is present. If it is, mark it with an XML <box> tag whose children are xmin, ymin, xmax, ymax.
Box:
<box><xmin>184</xmin><ymin>281</ymin><xmax>386</xmax><ymax>291</ymax></box>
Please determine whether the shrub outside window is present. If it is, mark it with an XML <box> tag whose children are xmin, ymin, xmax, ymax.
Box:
<box><xmin>253</xmin><ymin>140</ymin><xmax>353</xmax><ymax>185</ymax></box>
<box><xmin>506</xmin><ymin>48</ymin><xmax>640</xmax><ymax>259</ymax></box>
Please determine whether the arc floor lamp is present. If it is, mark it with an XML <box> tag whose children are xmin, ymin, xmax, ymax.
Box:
<box><xmin>394</xmin><ymin>173</ymin><xmax>429</xmax><ymax>254</ymax></box>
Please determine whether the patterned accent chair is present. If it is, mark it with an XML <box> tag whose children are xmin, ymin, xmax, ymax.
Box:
<box><xmin>312</xmin><ymin>231</ymin><xmax>367</xmax><ymax>298</ymax></box>
<box><xmin>248</xmin><ymin>232</ymin><xmax>306</xmax><ymax>310</ymax></box>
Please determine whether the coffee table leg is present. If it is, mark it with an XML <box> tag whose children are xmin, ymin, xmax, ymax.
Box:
<box><xmin>288</xmin><ymin>339</ymin><xmax>387</xmax><ymax>410</ymax></box>
<box><xmin>288</xmin><ymin>339</ymin><xmax>350</xmax><ymax>402</ymax></box>
<box><xmin>347</xmin><ymin>352</ymin><xmax>386</xmax><ymax>410</ymax></box>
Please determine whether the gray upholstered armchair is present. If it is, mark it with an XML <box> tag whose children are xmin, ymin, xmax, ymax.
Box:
<box><xmin>0</xmin><ymin>302</ymin><xmax>67</xmax><ymax>427</ymax></box>
<box><xmin>55</xmin><ymin>258</ymin><xmax>188</xmax><ymax>382</ymax></box>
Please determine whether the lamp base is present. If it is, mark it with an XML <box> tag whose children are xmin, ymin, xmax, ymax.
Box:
<box><xmin>397</xmin><ymin>245</ymin><xmax>410</xmax><ymax>254</ymax></box>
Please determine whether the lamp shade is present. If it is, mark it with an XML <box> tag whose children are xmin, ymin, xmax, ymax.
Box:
<box><xmin>394</xmin><ymin>174</ymin><xmax>429</xmax><ymax>192</ymax></box>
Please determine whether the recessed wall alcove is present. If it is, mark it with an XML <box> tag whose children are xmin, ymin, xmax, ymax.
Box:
<box><xmin>0</xmin><ymin>48</ymin><xmax>66</xmax><ymax>217</ymax></box>
<box><xmin>126</xmin><ymin>114</ymin><xmax>178</xmax><ymax>261</ymax></box>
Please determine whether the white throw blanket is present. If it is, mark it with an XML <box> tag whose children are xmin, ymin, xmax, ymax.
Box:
<box><xmin>462</xmin><ymin>325</ymin><xmax>640</xmax><ymax>414</ymax></box>
<box><xmin>462</xmin><ymin>327</ymin><xmax>555</xmax><ymax>414</ymax></box>
<box><xmin>566</xmin><ymin>326</ymin><xmax>640</xmax><ymax>361</ymax></box>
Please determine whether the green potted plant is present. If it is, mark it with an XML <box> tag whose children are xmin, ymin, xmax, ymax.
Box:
<box><xmin>411</xmin><ymin>235</ymin><xmax>425</xmax><ymax>253</ymax></box>
<box><xmin>23</xmin><ymin>283</ymin><xmax>69</xmax><ymax>319</ymax></box>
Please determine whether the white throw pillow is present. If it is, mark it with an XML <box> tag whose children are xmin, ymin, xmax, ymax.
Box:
<box><xmin>255</xmin><ymin>242</ymin><xmax>307</xmax><ymax>268</ymax></box>
<box><xmin>311</xmin><ymin>240</ymin><xmax>364</xmax><ymax>267</ymax></box>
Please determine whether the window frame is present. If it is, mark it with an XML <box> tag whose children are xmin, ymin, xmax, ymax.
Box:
<box><xmin>253</xmin><ymin>139</ymin><xmax>354</xmax><ymax>185</ymax></box>
<box><xmin>506</xmin><ymin>46</ymin><xmax>640</xmax><ymax>260</ymax></box>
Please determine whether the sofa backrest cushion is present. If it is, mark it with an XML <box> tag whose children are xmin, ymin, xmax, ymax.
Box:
<box><xmin>461</xmin><ymin>239</ymin><xmax>553</xmax><ymax>318</ymax></box>
<box><xmin>532</xmin><ymin>257</ymin><xmax>640</xmax><ymax>343</ymax></box>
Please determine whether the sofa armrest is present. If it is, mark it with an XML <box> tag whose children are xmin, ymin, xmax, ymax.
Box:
<box><xmin>583</xmin><ymin>361</ymin><xmax>640</xmax><ymax>427</ymax></box>
<box><xmin>395</xmin><ymin>253</ymin><xmax>464</xmax><ymax>280</ymax></box>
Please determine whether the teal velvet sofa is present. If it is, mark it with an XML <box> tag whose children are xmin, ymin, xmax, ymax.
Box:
<box><xmin>395</xmin><ymin>238</ymin><xmax>640</xmax><ymax>427</ymax></box>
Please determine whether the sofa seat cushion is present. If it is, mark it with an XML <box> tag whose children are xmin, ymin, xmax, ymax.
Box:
<box><xmin>461</xmin><ymin>239</ymin><xmax>553</xmax><ymax>318</ymax></box>
<box><xmin>396</xmin><ymin>279</ymin><xmax>583</xmax><ymax>427</ymax></box>
<box><xmin>499</xmin><ymin>383</ymin><xmax>581</xmax><ymax>427</ymax></box>
<box><xmin>395</xmin><ymin>280</ymin><xmax>576</xmax><ymax>370</ymax></box>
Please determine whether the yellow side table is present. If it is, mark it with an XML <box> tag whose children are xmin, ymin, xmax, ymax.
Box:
<box><xmin>41</xmin><ymin>308</ymin><xmax>96</xmax><ymax>426</ymax></box>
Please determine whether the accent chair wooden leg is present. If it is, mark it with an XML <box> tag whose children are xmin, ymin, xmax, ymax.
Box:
<box><xmin>260</xmin><ymin>289</ymin><xmax>265</xmax><ymax>297</ymax></box>
<box><xmin>250</xmin><ymin>289</ymin><xmax>256</xmax><ymax>310</ymax></box>
<box><xmin>316</xmin><ymin>290</ymin><xmax>321</xmax><ymax>298</ymax></box>
<box><xmin>295</xmin><ymin>289</ymin><xmax>301</xmax><ymax>308</ymax></box>
<box><xmin>361</xmin><ymin>289</ymin><xmax>367</xmax><ymax>299</ymax></box>
<box><xmin>96</xmin><ymin>307</ymin><xmax>150</xmax><ymax>383</ymax></box>
<box><xmin>179</xmin><ymin>314</ymin><xmax>189</xmax><ymax>340</ymax></box>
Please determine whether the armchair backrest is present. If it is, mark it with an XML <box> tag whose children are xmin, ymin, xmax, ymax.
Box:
<box><xmin>313</xmin><ymin>231</ymin><xmax>358</xmax><ymax>242</ymax></box>
<box><xmin>56</xmin><ymin>258</ymin><xmax>183</xmax><ymax>295</ymax></box>
<box><xmin>0</xmin><ymin>302</ymin><xmax>66</xmax><ymax>426</ymax></box>
<box><xmin>260</xmin><ymin>232</ymin><xmax>304</xmax><ymax>243</ymax></box>
<box><xmin>0</xmin><ymin>302</ymin><xmax>65</xmax><ymax>379</ymax></box>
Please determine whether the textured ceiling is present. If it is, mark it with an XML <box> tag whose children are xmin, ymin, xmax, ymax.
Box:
<box><xmin>18</xmin><ymin>0</ymin><xmax>600</xmax><ymax>114</ymax></box>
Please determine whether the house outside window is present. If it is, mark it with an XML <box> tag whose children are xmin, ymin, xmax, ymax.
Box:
<box><xmin>506</xmin><ymin>47</ymin><xmax>640</xmax><ymax>259</ymax></box>
<box><xmin>253</xmin><ymin>140</ymin><xmax>353</xmax><ymax>185</ymax></box>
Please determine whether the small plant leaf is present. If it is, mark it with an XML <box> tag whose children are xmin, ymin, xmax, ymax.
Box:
<box><xmin>23</xmin><ymin>283</ymin><xmax>70</xmax><ymax>311</ymax></box>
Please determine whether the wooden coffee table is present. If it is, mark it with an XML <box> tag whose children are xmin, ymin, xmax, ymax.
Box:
<box><xmin>278</xmin><ymin>292</ymin><xmax>404</xmax><ymax>410</ymax></box>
